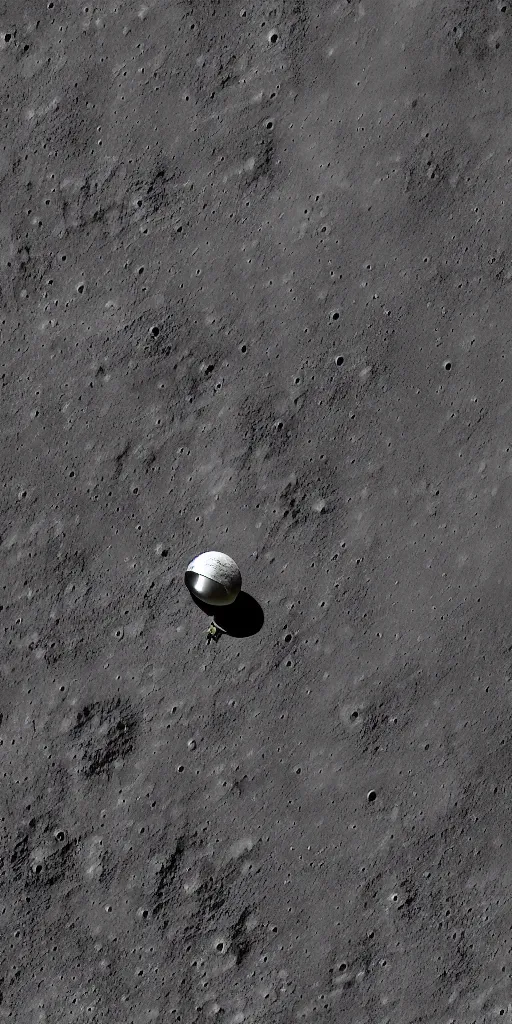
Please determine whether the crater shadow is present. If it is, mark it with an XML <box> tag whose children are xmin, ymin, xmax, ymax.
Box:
<box><xmin>190</xmin><ymin>590</ymin><xmax>264</xmax><ymax>638</ymax></box>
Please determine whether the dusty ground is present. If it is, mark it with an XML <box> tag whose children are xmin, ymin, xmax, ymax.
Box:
<box><xmin>1</xmin><ymin>1</ymin><xmax>512</xmax><ymax>1021</ymax></box>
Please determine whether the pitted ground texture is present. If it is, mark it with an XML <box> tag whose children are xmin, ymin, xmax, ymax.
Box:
<box><xmin>0</xmin><ymin>1</ymin><xmax>512</xmax><ymax>1023</ymax></box>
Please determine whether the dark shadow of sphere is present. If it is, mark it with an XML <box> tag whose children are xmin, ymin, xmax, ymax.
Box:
<box><xmin>190</xmin><ymin>590</ymin><xmax>264</xmax><ymax>637</ymax></box>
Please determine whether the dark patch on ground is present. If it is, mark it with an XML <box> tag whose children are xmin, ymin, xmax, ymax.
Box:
<box><xmin>71</xmin><ymin>697</ymin><xmax>138</xmax><ymax>778</ymax></box>
<box><xmin>152</xmin><ymin>835</ymin><xmax>187</xmax><ymax>924</ymax></box>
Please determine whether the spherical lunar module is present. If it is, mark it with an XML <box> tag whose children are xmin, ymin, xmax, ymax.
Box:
<box><xmin>185</xmin><ymin>551</ymin><xmax>242</xmax><ymax>607</ymax></box>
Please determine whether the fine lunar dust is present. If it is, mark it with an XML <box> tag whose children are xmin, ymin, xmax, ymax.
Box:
<box><xmin>0</xmin><ymin>1</ymin><xmax>511</xmax><ymax>1021</ymax></box>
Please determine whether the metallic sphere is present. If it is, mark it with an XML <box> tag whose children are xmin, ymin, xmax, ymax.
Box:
<box><xmin>185</xmin><ymin>551</ymin><xmax>242</xmax><ymax>607</ymax></box>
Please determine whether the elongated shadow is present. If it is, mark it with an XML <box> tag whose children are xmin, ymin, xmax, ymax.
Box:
<box><xmin>190</xmin><ymin>590</ymin><xmax>264</xmax><ymax>637</ymax></box>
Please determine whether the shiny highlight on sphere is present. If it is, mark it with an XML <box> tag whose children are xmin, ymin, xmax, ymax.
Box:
<box><xmin>185</xmin><ymin>551</ymin><xmax>242</xmax><ymax>607</ymax></box>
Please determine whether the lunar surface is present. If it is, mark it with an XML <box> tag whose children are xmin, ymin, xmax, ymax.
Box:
<box><xmin>1</xmin><ymin>1</ymin><xmax>511</xmax><ymax>1021</ymax></box>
